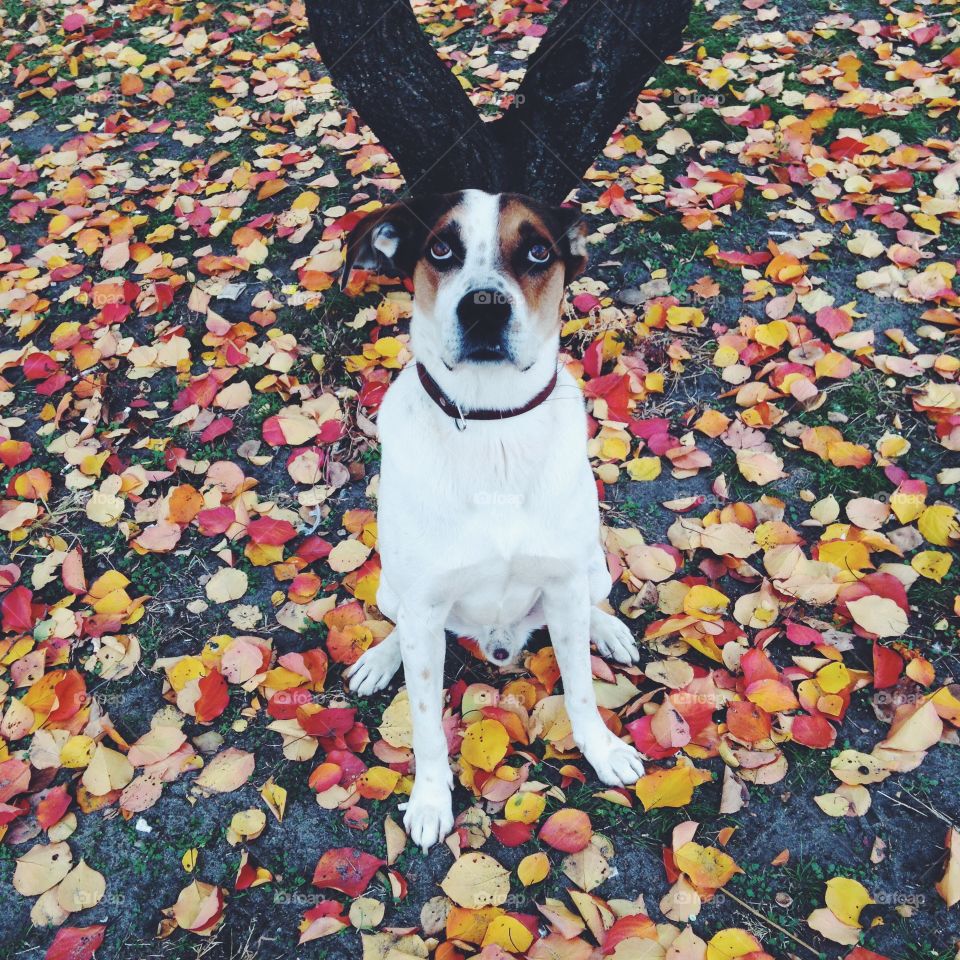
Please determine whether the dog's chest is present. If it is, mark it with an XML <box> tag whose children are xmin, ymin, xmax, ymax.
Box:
<box><xmin>377</xmin><ymin>373</ymin><xmax>598</xmax><ymax>586</ymax></box>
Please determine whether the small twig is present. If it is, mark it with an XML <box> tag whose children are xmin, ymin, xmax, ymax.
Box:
<box><xmin>879</xmin><ymin>789</ymin><xmax>956</xmax><ymax>829</ymax></box>
<box><xmin>722</xmin><ymin>889</ymin><xmax>822</xmax><ymax>958</ymax></box>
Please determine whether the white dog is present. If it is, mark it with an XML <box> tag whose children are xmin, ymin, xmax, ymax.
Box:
<box><xmin>342</xmin><ymin>189</ymin><xmax>646</xmax><ymax>850</ymax></box>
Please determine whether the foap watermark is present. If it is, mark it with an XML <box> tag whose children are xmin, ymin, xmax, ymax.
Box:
<box><xmin>274</xmin><ymin>891</ymin><xmax>326</xmax><ymax>906</ymax></box>
<box><xmin>673</xmin><ymin>91</ymin><xmax>726</xmax><ymax>108</ymax></box>
<box><xmin>874</xmin><ymin>890</ymin><xmax>926</xmax><ymax>907</ymax></box>
<box><xmin>472</xmin><ymin>290</ymin><xmax>511</xmax><ymax>306</ymax></box>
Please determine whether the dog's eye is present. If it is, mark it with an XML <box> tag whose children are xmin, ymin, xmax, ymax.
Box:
<box><xmin>527</xmin><ymin>242</ymin><xmax>552</xmax><ymax>265</ymax></box>
<box><xmin>428</xmin><ymin>239</ymin><xmax>453</xmax><ymax>262</ymax></box>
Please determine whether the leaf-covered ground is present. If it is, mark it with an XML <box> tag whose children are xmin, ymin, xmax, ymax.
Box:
<box><xmin>1</xmin><ymin>0</ymin><xmax>959</xmax><ymax>958</ymax></box>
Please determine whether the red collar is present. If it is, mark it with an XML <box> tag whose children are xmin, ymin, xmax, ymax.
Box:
<box><xmin>416</xmin><ymin>363</ymin><xmax>558</xmax><ymax>429</ymax></box>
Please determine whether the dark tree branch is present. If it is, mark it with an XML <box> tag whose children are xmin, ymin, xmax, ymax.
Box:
<box><xmin>303</xmin><ymin>0</ymin><xmax>691</xmax><ymax>204</ymax></box>
<box><xmin>303</xmin><ymin>0</ymin><xmax>507</xmax><ymax>194</ymax></box>
<box><xmin>495</xmin><ymin>0</ymin><xmax>693</xmax><ymax>203</ymax></box>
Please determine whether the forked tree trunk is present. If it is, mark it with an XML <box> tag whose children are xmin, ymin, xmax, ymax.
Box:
<box><xmin>303</xmin><ymin>0</ymin><xmax>691</xmax><ymax>204</ymax></box>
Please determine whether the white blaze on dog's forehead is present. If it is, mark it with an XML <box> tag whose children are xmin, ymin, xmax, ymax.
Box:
<box><xmin>458</xmin><ymin>189</ymin><xmax>501</xmax><ymax>273</ymax></box>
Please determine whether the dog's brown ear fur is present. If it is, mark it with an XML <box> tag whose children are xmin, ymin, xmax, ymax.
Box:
<box><xmin>342</xmin><ymin>195</ymin><xmax>455</xmax><ymax>286</ymax></box>
<box><xmin>545</xmin><ymin>205</ymin><xmax>589</xmax><ymax>285</ymax></box>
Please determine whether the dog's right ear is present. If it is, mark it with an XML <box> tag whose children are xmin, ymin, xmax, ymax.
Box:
<box><xmin>342</xmin><ymin>196</ymin><xmax>447</xmax><ymax>287</ymax></box>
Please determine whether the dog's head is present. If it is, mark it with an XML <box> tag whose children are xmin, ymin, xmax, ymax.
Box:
<box><xmin>344</xmin><ymin>190</ymin><xmax>587</xmax><ymax>388</ymax></box>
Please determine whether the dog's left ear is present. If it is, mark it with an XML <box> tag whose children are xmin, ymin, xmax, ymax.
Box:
<box><xmin>342</xmin><ymin>196</ymin><xmax>444</xmax><ymax>286</ymax></box>
<box><xmin>546</xmin><ymin>205</ymin><xmax>589</xmax><ymax>285</ymax></box>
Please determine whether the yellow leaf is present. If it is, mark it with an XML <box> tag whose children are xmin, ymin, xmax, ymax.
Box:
<box><xmin>706</xmin><ymin>928</ymin><xmax>763</xmax><ymax>960</ymax></box>
<box><xmin>624</xmin><ymin>456</ymin><xmax>662</xmax><ymax>481</ymax></box>
<box><xmin>504</xmin><ymin>792</ymin><xmax>546</xmax><ymax>824</ymax></box>
<box><xmin>918</xmin><ymin>505</ymin><xmax>959</xmax><ymax>546</ymax></box>
<box><xmin>226</xmin><ymin>809</ymin><xmax>267</xmax><ymax>846</ymax></box>
<box><xmin>327</xmin><ymin>539</ymin><xmax>372</xmax><ymax>573</ymax></box>
<box><xmin>13</xmin><ymin>842</ymin><xmax>73</xmax><ymax>896</ymax></box>
<box><xmin>674</xmin><ymin>842</ymin><xmax>741</xmax><ymax>890</ymax></box>
<box><xmin>440</xmin><ymin>852</ymin><xmax>510</xmax><ymax>908</ymax></box>
<box><xmin>635</xmin><ymin>764</ymin><xmax>712</xmax><ymax>811</ymax></box>
<box><xmin>260</xmin><ymin>778</ymin><xmax>287</xmax><ymax>822</ymax></box>
<box><xmin>517</xmin><ymin>852</ymin><xmax>549</xmax><ymax>886</ymax></box>
<box><xmin>205</xmin><ymin>567</ymin><xmax>248</xmax><ymax>604</ymax></box>
<box><xmin>891</xmin><ymin>487</ymin><xmax>925</xmax><ymax>523</ymax></box>
<box><xmin>831</xmin><ymin>750</ymin><xmax>889</xmax><ymax>785</ymax></box>
<box><xmin>482</xmin><ymin>915</ymin><xmax>534</xmax><ymax>953</ymax></box>
<box><xmin>60</xmin><ymin>735</ymin><xmax>95</xmax><ymax>768</ymax></box>
<box><xmin>293</xmin><ymin>191</ymin><xmax>320</xmax><ymax>211</ymax></box>
<box><xmin>911</xmin><ymin>550</ymin><xmax>952</xmax><ymax>583</ymax></box>
<box><xmin>57</xmin><ymin>859</ymin><xmax>106</xmax><ymax>913</ymax></box>
<box><xmin>82</xmin><ymin>743</ymin><xmax>134</xmax><ymax>796</ymax></box>
<box><xmin>683</xmin><ymin>584</ymin><xmax>729</xmax><ymax>621</ymax></box>
<box><xmin>461</xmin><ymin>719</ymin><xmax>510</xmax><ymax>772</ymax></box>
<box><xmin>754</xmin><ymin>320</ymin><xmax>789</xmax><ymax>347</ymax></box>
<box><xmin>825</xmin><ymin>877</ymin><xmax>874</xmax><ymax>927</ymax></box>
<box><xmin>936</xmin><ymin>827</ymin><xmax>960</xmax><ymax>908</ymax></box>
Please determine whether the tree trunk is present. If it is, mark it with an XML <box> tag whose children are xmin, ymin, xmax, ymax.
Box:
<box><xmin>497</xmin><ymin>0</ymin><xmax>693</xmax><ymax>203</ymax></box>
<box><xmin>303</xmin><ymin>0</ymin><xmax>691</xmax><ymax>204</ymax></box>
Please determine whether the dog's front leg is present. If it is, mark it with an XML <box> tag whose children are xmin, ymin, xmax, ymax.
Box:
<box><xmin>396</xmin><ymin>601</ymin><xmax>454</xmax><ymax>852</ymax></box>
<box><xmin>543</xmin><ymin>577</ymin><xmax>646</xmax><ymax>787</ymax></box>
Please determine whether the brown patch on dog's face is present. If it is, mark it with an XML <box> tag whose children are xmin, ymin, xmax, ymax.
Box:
<box><xmin>496</xmin><ymin>196</ymin><xmax>575</xmax><ymax>335</ymax></box>
<box><xmin>410</xmin><ymin>195</ymin><xmax>469</xmax><ymax>319</ymax></box>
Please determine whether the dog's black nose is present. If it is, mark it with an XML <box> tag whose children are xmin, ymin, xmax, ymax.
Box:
<box><xmin>492</xmin><ymin>646</ymin><xmax>510</xmax><ymax>662</ymax></box>
<box><xmin>457</xmin><ymin>289</ymin><xmax>512</xmax><ymax>361</ymax></box>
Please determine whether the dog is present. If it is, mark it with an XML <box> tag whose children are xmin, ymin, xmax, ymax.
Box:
<box><xmin>341</xmin><ymin>189</ymin><xmax>646</xmax><ymax>851</ymax></box>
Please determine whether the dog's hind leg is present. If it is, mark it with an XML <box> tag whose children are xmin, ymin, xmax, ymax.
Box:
<box><xmin>587</xmin><ymin>547</ymin><xmax>639</xmax><ymax>664</ymax></box>
<box><xmin>543</xmin><ymin>575</ymin><xmax>646</xmax><ymax>787</ymax></box>
<box><xmin>345</xmin><ymin>571</ymin><xmax>405</xmax><ymax>696</ymax></box>
<box><xmin>375</xmin><ymin>571</ymin><xmax>400</xmax><ymax>621</ymax></box>
<box><xmin>345</xmin><ymin>628</ymin><xmax>402</xmax><ymax>696</ymax></box>
<box><xmin>590</xmin><ymin>608</ymin><xmax>639</xmax><ymax>664</ymax></box>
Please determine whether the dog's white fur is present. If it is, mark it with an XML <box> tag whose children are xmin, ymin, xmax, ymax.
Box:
<box><xmin>345</xmin><ymin>190</ymin><xmax>645</xmax><ymax>850</ymax></box>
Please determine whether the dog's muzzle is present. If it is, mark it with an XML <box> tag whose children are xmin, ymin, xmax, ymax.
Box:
<box><xmin>457</xmin><ymin>288</ymin><xmax>513</xmax><ymax>362</ymax></box>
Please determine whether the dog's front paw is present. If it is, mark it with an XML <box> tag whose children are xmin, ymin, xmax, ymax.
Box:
<box><xmin>400</xmin><ymin>782</ymin><xmax>454</xmax><ymax>852</ymax></box>
<box><xmin>590</xmin><ymin>609</ymin><xmax>639</xmax><ymax>665</ymax></box>
<box><xmin>581</xmin><ymin>729</ymin><xmax>646</xmax><ymax>787</ymax></box>
<box><xmin>345</xmin><ymin>634</ymin><xmax>402</xmax><ymax>696</ymax></box>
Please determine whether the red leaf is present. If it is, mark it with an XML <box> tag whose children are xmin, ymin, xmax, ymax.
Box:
<box><xmin>0</xmin><ymin>439</ymin><xmax>32</xmax><ymax>469</ymax></box>
<box><xmin>626</xmin><ymin>715</ymin><xmax>682</xmax><ymax>760</ymax></box>
<box><xmin>36</xmin><ymin>785</ymin><xmax>71</xmax><ymax>830</ymax></box>
<box><xmin>312</xmin><ymin>847</ymin><xmax>384</xmax><ymax>896</ymax></box>
<box><xmin>538</xmin><ymin>809</ymin><xmax>592</xmax><ymax>853</ymax></box>
<box><xmin>45</xmin><ymin>925</ymin><xmax>107</xmax><ymax>960</ymax></box>
<box><xmin>195</xmin><ymin>669</ymin><xmax>229</xmax><ymax>724</ymax></box>
<box><xmin>791</xmin><ymin>713</ymin><xmax>836</xmax><ymax>750</ymax></box>
<box><xmin>603</xmin><ymin>914</ymin><xmax>658</xmax><ymax>953</ymax></box>
<box><xmin>268</xmin><ymin>688</ymin><xmax>313</xmax><ymax>720</ymax></box>
<box><xmin>296</xmin><ymin>536</ymin><xmax>333</xmax><ymax>563</ymax></box>
<box><xmin>490</xmin><ymin>820</ymin><xmax>534</xmax><ymax>847</ymax></box>
<box><xmin>0</xmin><ymin>801</ymin><xmax>26</xmax><ymax>825</ymax></box>
<box><xmin>873</xmin><ymin>643</ymin><xmax>903</xmax><ymax>690</ymax></box>
<box><xmin>785</xmin><ymin>621</ymin><xmax>820</xmax><ymax>646</ymax></box>
<box><xmin>0</xmin><ymin>758</ymin><xmax>31</xmax><ymax>802</ymax></box>
<box><xmin>196</xmin><ymin>506</ymin><xmax>235</xmax><ymax>536</ymax></box>
<box><xmin>199</xmin><ymin>417</ymin><xmax>234</xmax><ymax>443</ymax></box>
<box><xmin>2</xmin><ymin>585</ymin><xmax>36</xmax><ymax>633</ymax></box>
<box><xmin>247</xmin><ymin>516</ymin><xmax>298</xmax><ymax>546</ymax></box>
<box><xmin>296</xmin><ymin>706</ymin><xmax>356</xmax><ymax>737</ymax></box>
